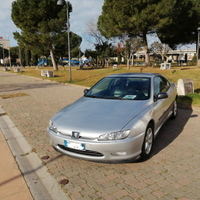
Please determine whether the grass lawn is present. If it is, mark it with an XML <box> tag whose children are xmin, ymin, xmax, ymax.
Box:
<box><xmin>3</xmin><ymin>64</ymin><xmax>200</xmax><ymax>108</ymax></box>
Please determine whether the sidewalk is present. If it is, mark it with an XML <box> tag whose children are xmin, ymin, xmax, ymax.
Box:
<box><xmin>0</xmin><ymin>105</ymin><xmax>69</xmax><ymax>200</ymax></box>
<box><xmin>0</xmin><ymin>128</ymin><xmax>33</xmax><ymax>200</ymax></box>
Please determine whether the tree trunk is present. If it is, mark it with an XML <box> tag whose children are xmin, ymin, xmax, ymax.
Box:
<box><xmin>102</xmin><ymin>59</ymin><xmax>105</xmax><ymax>68</ymax></box>
<box><xmin>161</xmin><ymin>55</ymin><xmax>164</xmax><ymax>62</ymax></box>
<box><xmin>49</xmin><ymin>44</ymin><xmax>58</xmax><ymax>70</ymax></box>
<box><xmin>127</xmin><ymin>56</ymin><xmax>130</xmax><ymax>70</ymax></box>
<box><xmin>143</xmin><ymin>32</ymin><xmax>151</xmax><ymax>66</ymax></box>
<box><xmin>106</xmin><ymin>59</ymin><xmax>109</xmax><ymax>68</ymax></box>
<box><xmin>164</xmin><ymin>56</ymin><xmax>169</xmax><ymax>63</ymax></box>
<box><xmin>131</xmin><ymin>54</ymin><xmax>134</xmax><ymax>66</ymax></box>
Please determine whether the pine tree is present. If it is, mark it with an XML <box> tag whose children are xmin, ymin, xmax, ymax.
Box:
<box><xmin>11</xmin><ymin>0</ymin><xmax>74</xmax><ymax>70</ymax></box>
<box><xmin>98</xmin><ymin>0</ymin><xmax>200</xmax><ymax>66</ymax></box>
<box><xmin>157</xmin><ymin>0</ymin><xmax>200</xmax><ymax>48</ymax></box>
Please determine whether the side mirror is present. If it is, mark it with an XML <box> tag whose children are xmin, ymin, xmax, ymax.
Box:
<box><xmin>154</xmin><ymin>92</ymin><xmax>168</xmax><ymax>101</ymax></box>
<box><xmin>84</xmin><ymin>89</ymin><xmax>89</xmax><ymax>94</ymax></box>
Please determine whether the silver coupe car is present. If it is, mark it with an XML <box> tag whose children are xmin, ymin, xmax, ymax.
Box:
<box><xmin>47</xmin><ymin>73</ymin><xmax>177</xmax><ymax>161</ymax></box>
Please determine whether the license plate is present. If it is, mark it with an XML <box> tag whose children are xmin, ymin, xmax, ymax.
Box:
<box><xmin>64</xmin><ymin>140</ymin><xmax>85</xmax><ymax>151</ymax></box>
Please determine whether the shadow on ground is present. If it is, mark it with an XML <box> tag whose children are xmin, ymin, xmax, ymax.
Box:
<box><xmin>0</xmin><ymin>82</ymin><xmax>62</xmax><ymax>93</ymax></box>
<box><xmin>152</xmin><ymin>97</ymin><xmax>195</xmax><ymax>157</ymax></box>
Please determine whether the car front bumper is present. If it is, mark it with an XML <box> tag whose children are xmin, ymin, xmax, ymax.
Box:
<box><xmin>47</xmin><ymin>128</ymin><xmax>145</xmax><ymax>162</ymax></box>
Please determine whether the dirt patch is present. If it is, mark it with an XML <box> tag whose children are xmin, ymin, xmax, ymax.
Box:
<box><xmin>0</xmin><ymin>93</ymin><xmax>29</xmax><ymax>99</ymax></box>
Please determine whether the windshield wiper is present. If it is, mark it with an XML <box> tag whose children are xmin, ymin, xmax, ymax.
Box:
<box><xmin>85</xmin><ymin>95</ymin><xmax>125</xmax><ymax>100</ymax></box>
<box><xmin>85</xmin><ymin>95</ymin><xmax>98</xmax><ymax>98</ymax></box>
<box><xmin>103</xmin><ymin>96</ymin><xmax>124</xmax><ymax>100</ymax></box>
<box><xmin>85</xmin><ymin>95</ymin><xmax>106</xmax><ymax>99</ymax></box>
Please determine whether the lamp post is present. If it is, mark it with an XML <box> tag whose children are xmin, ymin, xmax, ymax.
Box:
<box><xmin>5</xmin><ymin>35</ymin><xmax>11</xmax><ymax>68</ymax></box>
<box><xmin>196</xmin><ymin>27</ymin><xmax>200</xmax><ymax>68</ymax></box>
<box><xmin>57</xmin><ymin>0</ymin><xmax>71</xmax><ymax>81</ymax></box>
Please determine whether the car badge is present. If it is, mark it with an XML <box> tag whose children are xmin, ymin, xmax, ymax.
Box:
<box><xmin>72</xmin><ymin>131</ymin><xmax>80</xmax><ymax>139</ymax></box>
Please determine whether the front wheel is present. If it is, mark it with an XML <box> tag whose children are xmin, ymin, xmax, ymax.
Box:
<box><xmin>171</xmin><ymin>99</ymin><xmax>177</xmax><ymax>119</ymax></box>
<box><xmin>141</xmin><ymin>124</ymin><xmax>154</xmax><ymax>160</ymax></box>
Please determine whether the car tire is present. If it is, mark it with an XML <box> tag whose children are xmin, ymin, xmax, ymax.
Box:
<box><xmin>141</xmin><ymin>124</ymin><xmax>154</xmax><ymax>160</ymax></box>
<box><xmin>171</xmin><ymin>99</ymin><xmax>177</xmax><ymax>119</ymax></box>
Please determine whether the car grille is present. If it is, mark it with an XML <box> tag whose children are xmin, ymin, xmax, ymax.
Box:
<box><xmin>58</xmin><ymin>145</ymin><xmax>104</xmax><ymax>157</ymax></box>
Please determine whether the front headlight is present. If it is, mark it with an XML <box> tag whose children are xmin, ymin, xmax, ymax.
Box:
<box><xmin>49</xmin><ymin>120</ymin><xmax>57</xmax><ymax>133</ymax></box>
<box><xmin>98</xmin><ymin>130</ymin><xmax>130</xmax><ymax>141</ymax></box>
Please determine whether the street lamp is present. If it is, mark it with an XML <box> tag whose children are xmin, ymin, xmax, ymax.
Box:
<box><xmin>5</xmin><ymin>35</ymin><xmax>11</xmax><ymax>68</ymax></box>
<box><xmin>57</xmin><ymin>0</ymin><xmax>72</xmax><ymax>81</ymax></box>
<box><xmin>196</xmin><ymin>27</ymin><xmax>200</xmax><ymax>68</ymax></box>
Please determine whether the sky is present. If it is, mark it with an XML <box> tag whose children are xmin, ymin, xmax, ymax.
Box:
<box><xmin>0</xmin><ymin>0</ymin><xmax>104</xmax><ymax>51</ymax></box>
<box><xmin>0</xmin><ymin>0</ymin><xmax>196</xmax><ymax>52</ymax></box>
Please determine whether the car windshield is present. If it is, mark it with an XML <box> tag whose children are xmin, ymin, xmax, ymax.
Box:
<box><xmin>85</xmin><ymin>77</ymin><xmax>150</xmax><ymax>100</ymax></box>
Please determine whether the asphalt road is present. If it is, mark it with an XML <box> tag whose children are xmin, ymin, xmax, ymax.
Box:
<box><xmin>0</xmin><ymin>70</ymin><xmax>200</xmax><ymax>200</ymax></box>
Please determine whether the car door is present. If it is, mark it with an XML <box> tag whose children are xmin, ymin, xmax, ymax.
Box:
<box><xmin>153</xmin><ymin>75</ymin><xmax>171</xmax><ymax>135</ymax></box>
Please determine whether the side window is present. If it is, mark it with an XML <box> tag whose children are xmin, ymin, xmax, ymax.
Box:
<box><xmin>160</xmin><ymin>76</ymin><xmax>170</xmax><ymax>93</ymax></box>
<box><xmin>154</xmin><ymin>77</ymin><xmax>160</xmax><ymax>95</ymax></box>
<box><xmin>154</xmin><ymin>76</ymin><xmax>170</xmax><ymax>95</ymax></box>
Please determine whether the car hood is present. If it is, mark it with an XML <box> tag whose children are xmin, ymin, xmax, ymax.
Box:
<box><xmin>52</xmin><ymin>97</ymin><xmax>151</xmax><ymax>136</ymax></box>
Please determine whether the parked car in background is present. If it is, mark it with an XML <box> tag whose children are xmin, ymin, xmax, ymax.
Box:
<box><xmin>47</xmin><ymin>73</ymin><xmax>177</xmax><ymax>162</ymax></box>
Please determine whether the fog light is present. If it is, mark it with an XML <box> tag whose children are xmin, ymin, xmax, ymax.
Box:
<box><xmin>111</xmin><ymin>152</ymin><xmax>126</xmax><ymax>156</ymax></box>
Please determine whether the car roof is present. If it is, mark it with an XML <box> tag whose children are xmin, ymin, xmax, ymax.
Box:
<box><xmin>106</xmin><ymin>73</ymin><xmax>161</xmax><ymax>78</ymax></box>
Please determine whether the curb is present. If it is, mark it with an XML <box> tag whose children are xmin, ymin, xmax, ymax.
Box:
<box><xmin>0</xmin><ymin>106</ymin><xmax>70</xmax><ymax>200</ymax></box>
<box><xmin>3</xmin><ymin>69</ymin><xmax>89</xmax><ymax>89</ymax></box>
